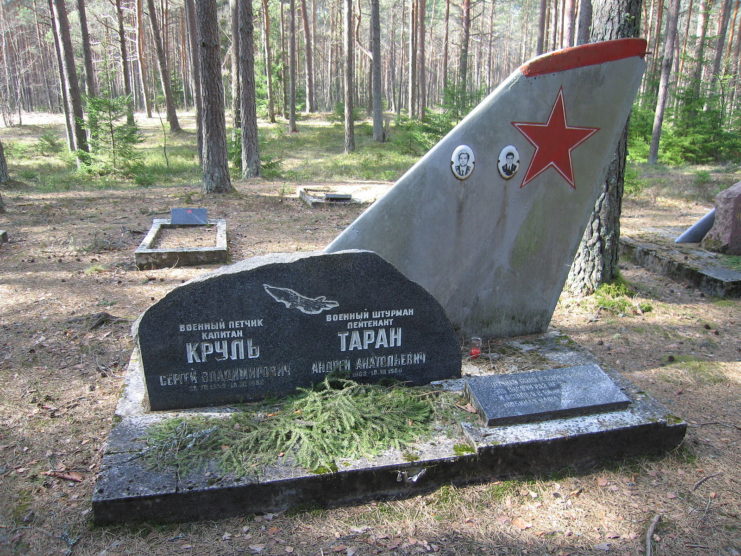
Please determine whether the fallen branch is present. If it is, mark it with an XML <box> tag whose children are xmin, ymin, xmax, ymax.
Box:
<box><xmin>645</xmin><ymin>513</ymin><xmax>661</xmax><ymax>556</ymax></box>
<box><xmin>692</xmin><ymin>472</ymin><xmax>721</xmax><ymax>491</ymax></box>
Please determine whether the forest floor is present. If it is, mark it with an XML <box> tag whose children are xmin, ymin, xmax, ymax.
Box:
<box><xmin>0</xmin><ymin>115</ymin><xmax>739</xmax><ymax>555</ymax></box>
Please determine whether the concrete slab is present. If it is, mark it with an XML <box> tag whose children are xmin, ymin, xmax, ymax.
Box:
<box><xmin>299</xmin><ymin>187</ymin><xmax>358</xmax><ymax>207</ymax></box>
<box><xmin>134</xmin><ymin>218</ymin><xmax>227</xmax><ymax>270</ymax></box>
<box><xmin>93</xmin><ymin>331</ymin><xmax>685</xmax><ymax>525</ymax></box>
<box><xmin>620</xmin><ymin>235</ymin><xmax>741</xmax><ymax>297</ymax></box>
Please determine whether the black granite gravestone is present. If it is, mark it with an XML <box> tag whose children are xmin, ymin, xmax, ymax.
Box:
<box><xmin>171</xmin><ymin>207</ymin><xmax>208</xmax><ymax>225</ymax></box>
<box><xmin>465</xmin><ymin>364</ymin><xmax>631</xmax><ymax>426</ymax></box>
<box><xmin>134</xmin><ymin>250</ymin><xmax>461</xmax><ymax>410</ymax></box>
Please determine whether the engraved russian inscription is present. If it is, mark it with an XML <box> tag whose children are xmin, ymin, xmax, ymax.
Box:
<box><xmin>134</xmin><ymin>251</ymin><xmax>461</xmax><ymax>410</ymax></box>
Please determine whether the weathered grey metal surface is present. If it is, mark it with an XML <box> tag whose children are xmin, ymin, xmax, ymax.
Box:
<box><xmin>327</xmin><ymin>41</ymin><xmax>646</xmax><ymax>337</ymax></box>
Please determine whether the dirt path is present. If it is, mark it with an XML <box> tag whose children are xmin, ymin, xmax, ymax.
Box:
<box><xmin>0</xmin><ymin>182</ymin><xmax>739</xmax><ymax>555</ymax></box>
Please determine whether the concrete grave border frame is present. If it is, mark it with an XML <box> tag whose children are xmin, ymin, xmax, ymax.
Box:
<box><xmin>134</xmin><ymin>218</ymin><xmax>227</xmax><ymax>270</ymax></box>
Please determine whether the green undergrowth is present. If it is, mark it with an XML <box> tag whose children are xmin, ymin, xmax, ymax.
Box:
<box><xmin>720</xmin><ymin>255</ymin><xmax>741</xmax><ymax>271</ymax></box>
<box><xmin>145</xmin><ymin>378</ymin><xmax>467</xmax><ymax>475</ymax></box>
<box><xmin>592</xmin><ymin>277</ymin><xmax>653</xmax><ymax>316</ymax></box>
<box><xmin>659</xmin><ymin>355</ymin><xmax>728</xmax><ymax>385</ymax></box>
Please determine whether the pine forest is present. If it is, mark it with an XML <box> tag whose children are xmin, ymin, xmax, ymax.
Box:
<box><xmin>0</xmin><ymin>0</ymin><xmax>739</xmax><ymax>181</ymax></box>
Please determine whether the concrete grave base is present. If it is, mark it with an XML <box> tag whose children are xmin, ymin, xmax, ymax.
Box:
<box><xmin>92</xmin><ymin>332</ymin><xmax>686</xmax><ymax>525</ymax></box>
<box><xmin>299</xmin><ymin>187</ymin><xmax>357</xmax><ymax>207</ymax></box>
<box><xmin>620</xmin><ymin>235</ymin><xmax>741</xmax><ymax>297</ymax></box>
<box><xmin>134</xmin><ymin>218</ymin><xmax>227</xmax><ymax>270</ymax></box>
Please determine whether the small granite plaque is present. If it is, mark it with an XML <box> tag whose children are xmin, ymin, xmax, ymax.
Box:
<box><xmin>134</xmin><ymin>250</ymin><xmax>461</xmax><ymax>410</ymax></box>
<box><xmin>465</xmin><ymin>364</ymin><xmax>630</xmax><ymax>426</ymax></box>
<box><xmin>171</xmin><ymin>207</ymin><xmax>208</xmax><ymax>225</ymax></box>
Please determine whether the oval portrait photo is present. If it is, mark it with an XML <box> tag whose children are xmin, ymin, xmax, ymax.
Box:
<box><xmin>497</xmin><ymin>145</ymin><xmax>520</xmax><ymax>179</ymax></box>
<box><xmin>450</xmin><ymin>145</ymin><xmax>475</xmax><ymax>180</ymax></box>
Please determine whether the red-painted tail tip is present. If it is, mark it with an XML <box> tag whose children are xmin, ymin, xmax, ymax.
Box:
<box><xmin>520</xmin><ymin>38</ymin><xmax>648</xmax><ymax>77</ymax></box>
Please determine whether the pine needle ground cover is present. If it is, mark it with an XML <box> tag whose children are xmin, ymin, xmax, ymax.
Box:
<box><xmin>144</xmin><ymin>379</ymin><xmax>471</xmax><ymax>476</ymax></box>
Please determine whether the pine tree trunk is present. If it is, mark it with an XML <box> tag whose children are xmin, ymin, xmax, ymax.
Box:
<box><xmin>565</xmin><ymin>0</ymin><xmax>641</xmax><ymax>295</ymax></box>
<box><xmin>709</xmin><ymin>0</ymin><xmax>732</xmax><ymax>92</ymax></box>
<box><xmin>240</xmin><ymin>0</ymin><xmax>260</xmax><ymax>178</ymax></box>
<box><xmin>417</xmin><ymin>0</ymin><xmax>426</xmax><ymax>119</ymax></box>
<box><xmin>577</xmin><ymin>0</ymin><xmax>593</xmax><ymax>44</ymax></box>
<box><xmin>115</xmin><ymin>0</ymin><xmax>135</xmax><ymax>124</ymax></box>
<box><xmin>300</xmin><ymin>0</ymin><xmax>316</xmax><ymax>112</ymax></box>
<box><xmin>196</xmin><ymin>0</ymin><xmax>233</xmax><ymax>193</ymax></box>
<box><xmin>288</xmin><ymin>0</ymin><xmax>298</xmax><ymax>132</ymax></box>
<box><xmin>184</xmin><ymin>0</ymin><xmax>202</xmax><ymax>162</ymax></box>
<box><xmin>231</xmin><ymin>0</ymin><xmax>241</xmax><ymax>134</ymax></box>
<box><xmin>262</xmin><ymin>0</ymin><xmax>276</xmax><ymax>123</ymax></box>
<box><xmin>442</xmin><ymin>0</ymin><xmax>450</xmax><ymax>90</ymax></box>
<box><xmin>690</xmin><ymin>0</ymin><xmax>711</xmax><ymax>92</ymax></box>
<box><xmin>564</xmin><ymin>0</ymin><xmax>576</xmax><ymax>46</ymax></box>
<box><xmin>136</xmin><ymin>0</ymin><xmax>152</xmax><ymax>118</ymax></box>
<box><xmin>0</xmin><ymin>139</ymin><xmax>9</xmax><ymax>184</ymax></box>
<box><xmin>408</xmin><ymin>0</ymin><xmax>417</xmax><ymax>117</ymax></box>
<box><xmin>76</xmin><ymin>0</ymin><xmax>97</xmax><ymax>97</ymax></box>
<box><xmin>537</xmin><ymin>0</ymin><xmax>548</xmax><ymax>53</ymax></box>
<box><xmin>343</xmin><ymin>0</ymin><xmax>355</xmax><ymax>152</ymax></box>
<box><xmin>147</xmin><ymin>0</ymin><xmax>182</xmax><ymax>132</ymax></box>
<box><xmin>648</xmin><ymin>0</ymin><xmax>680</xmax><ymax>164</ymax></box>
<box><xmin>371</xmin><ymin>0</ymin><xmax>384</xmax><ymax>141</ymax></box>
<box><xmin>459</xmin><ymin>0</ymin><xmax>471</xmax><ymax>91</ymax></box>
<box><xmin>50</xmin><ymin>0</ymin><xmax>89</xmax><ymax>160</ymax></box>
<box><xmin>49</xmin><ymin>0</ymin><xmax>74</xmax><ymax>150</ymax></box>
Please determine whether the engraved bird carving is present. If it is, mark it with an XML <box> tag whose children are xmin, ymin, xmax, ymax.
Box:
<box><xmin>263</xmin><ymin>284</ymin><xmax>339</xmax><ymax>314</ymax></box>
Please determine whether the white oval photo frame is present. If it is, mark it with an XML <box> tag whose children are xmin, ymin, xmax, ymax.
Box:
<box><xmin>497</xmin><ymin>145</ymin><xmax>520</xmax><ymax>180</ymax></box>
<box><xmin>451</xmin><ymin>145</ymin><xmax>475</xmax><ymax>180</ymax></box>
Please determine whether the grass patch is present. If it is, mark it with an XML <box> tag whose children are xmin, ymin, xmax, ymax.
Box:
<box><xmin>592</xmin><ymin>277</ymin><xmax>653</xmax><ymax>316</ymax></box>
<box><xmin>144</xmin><ymin>379</ymin><xmax>466</xmax><ymax>475</ymax></box>
<box><xmin>719</xmin><ymin>255</ymin><xmax>741</xmax><ymax>271</ymax></box>
<box><xmin>659</xmin><ymin>355</ymin><xmax>728</xmax><ymax>385</ymax></box>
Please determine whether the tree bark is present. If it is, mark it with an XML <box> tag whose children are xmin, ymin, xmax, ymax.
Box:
<box><xmin>300</xmin><ymin>0</ymin><xmax>316</xmax><ymax>112</ymax></box>
<box><xmin>136</xmin><ymin>0</ymin><xmax>153</xmax><ymax>117</ymax></box>
<box><xmin>76</xmin><ymin>0</ymin><xmax>97</xmax><ymax>97</ymax></box>
<box><xmin>709</xmin><ymin>0</ymin><xmax>732</xmax><ymax>92</ymax></box>
<box><xmin>240</xmin><ymin>0</ymin><xmax>260</xmax><ymax>178</ymax></box>
<box><xmin>417</xmin><ymin>0</ymin><xmax>426</xmax><ymax>118</ymax></box>
<box><xmin>115</xmin><ymin>0</ymin><xmax>135</xmax><ymax>124</ymax></box>
<box><xmin>566</xmin><ymin>0</ymin><xmax>642</xmax><ymax>295</ymax></box>
<box><xmin>231</xmin><ymin>0</ymin><xmax>241</xmax><ymax>134</ymax></box>
<box><xmin>459</xmin><ymin>0</ymin><xmax>471</xmax><ymax>91</ymax></box>
<box><xmin>408</xmin><ymin>0</ymin><xmax>417</xmax><ymax>117</ymax></box>
<box><xmin>564</xmin><ymin>0</ymin><xmax>576</xmax><ymax>46</ymax></box>
<box><xmin>184</xmin><ymin>0</ymin><xmax>202</xmax><ymax>162</ymax></box>
<box><xmin>577</xmin><ymin>0</ymin><xmax>593</xmax><ymax>44</ymax></box>
<box><xmin>690</xmin><ymin>0</ymin><xmax>711</xmax><ymax>92</ymax></box>
<box><xmin>537</xmin><ymin>0</ymin><xmax>548</xmax><ymax>53</ymax></box>
<box><xmin>343</xmin><ymin>0</ymin><xmax>354</xmax><ymax>152</ymax></box>
<box><xmin>196</xmin><ymin>0</ymin><xmax>234</xmax><ymax>193</ymax></box>
<box><xmin>262</xmin><ymin>0</ymin><xmax>276</xmax><ymax>123</ymax></box>
<box><xmin>0</xmin><ymin>139</ymin><xmax>9</xmax><ymax>184</ymax></box>
<box><xmin>147</xmin><ymin>0</ymin><xmax>182</xmax><ymax>132</ymax></box>
<box><xmin>442</xmin><ymin>0</ymin><xmax>450</xmax><ymax>89</ymax></box>
<box><xmin>49</xmin><ymin>0</ymin><xmax>74</xmax><ymax>150</ymax></box>
<box><xmin>288</xmin><ymin>0</ymin><xmax>298</xmax><ymax>132</ymax></box>
<box><xmin>371</xmin><ymin>0</ymin><xmax>384</xmax><ymax>141</ymax></box>
<box><xmin>50</xmin><ymin>0</ymin><xmax>89</xmax><ymax>160</ymax></box>
<box><xmin>648</xmin><ymin>0</ymin><xmax>679</xmax><ymax>164</ymax></box>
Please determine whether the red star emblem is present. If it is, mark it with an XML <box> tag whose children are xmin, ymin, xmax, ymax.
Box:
<box><xmin>512</xmin><ymin>88</ymin><xmax>599</xmax><ymax>189</ymax></box>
